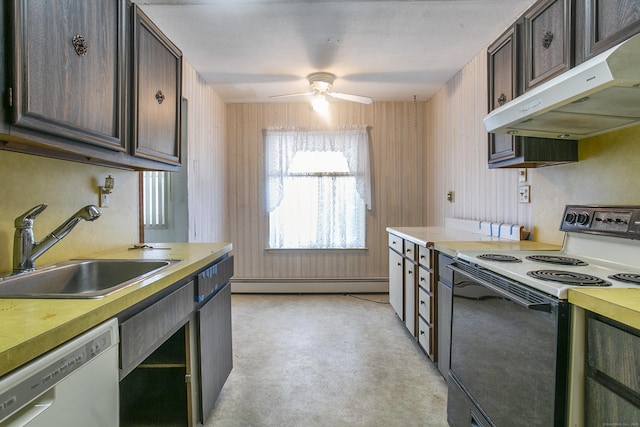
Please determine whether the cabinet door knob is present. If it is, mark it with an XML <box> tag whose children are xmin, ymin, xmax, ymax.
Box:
<box><xmin>72</xmin><ymin>34</ymin><xmax>88</xmax><ymax>56</ymax></box>
<box><xmin>155</xmin><ymin>90</ymin><xmax>166</xmax><ymax>104</ymax></box>
<box><xmin>542</xmin><ymin>31</ymin><xmax>554</xmax><ymax>49</ymax></box>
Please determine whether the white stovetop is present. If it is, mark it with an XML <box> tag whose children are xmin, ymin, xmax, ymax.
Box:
<box><xmin>455</xmin><ymin>233</ymin><xmax>640</xmax><ymax>299</ymax></box>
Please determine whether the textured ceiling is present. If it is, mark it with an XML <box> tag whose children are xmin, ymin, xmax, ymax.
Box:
<box><xmin>135</xmin><ymin>0</ymin><xmax>536</xmax><ymax>104</ymax></box>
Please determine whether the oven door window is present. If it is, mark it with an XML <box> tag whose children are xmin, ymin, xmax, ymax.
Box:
<box><xmin>450</xmin><ymin>275</ymin><xmax>560</xmax><ymax>426</ymax></box>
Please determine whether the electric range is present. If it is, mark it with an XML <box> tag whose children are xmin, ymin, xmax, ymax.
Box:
<box><xmin>455</xmin><ymin>205</ymin><xmax>640</xmax><ymax>299</ymax></box>
<box><xmin>447</xmin><ymin>205</ymin><xmax>640</xmax><ymax>426</ymax></box>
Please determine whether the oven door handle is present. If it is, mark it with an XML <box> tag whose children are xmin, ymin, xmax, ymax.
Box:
<box><xmin>448</xmin><ymin>264</ymin><xmax>553</xmax><ymax>312</ymax></box>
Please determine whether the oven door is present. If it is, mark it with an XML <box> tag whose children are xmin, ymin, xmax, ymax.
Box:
<box><xmin>447</xmin><ymin>262</ymin><xmax>569</xmax><ymax>427</ymax></box>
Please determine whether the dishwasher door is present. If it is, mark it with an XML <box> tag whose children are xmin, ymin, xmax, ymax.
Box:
<box><xmin>0</xmin><ymin>318</ymin><xmax>119</xmax><ymax>426</ymax></box>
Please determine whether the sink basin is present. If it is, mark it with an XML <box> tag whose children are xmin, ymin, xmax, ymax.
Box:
<box><xmin>0</xmin><ymin>259</ymin><xmax>181</xmax><ymax>299</ymax></box>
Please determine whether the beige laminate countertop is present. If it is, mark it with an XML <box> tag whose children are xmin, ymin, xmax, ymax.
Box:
<box><xmin>569</xmin><ymin>288</ymin><xmax>640</xmax><ymax>331</ymax></box>
<box><xmin>386</xmin><ymin>226</ymin><xmax>560</xmax><ymax>256</ymax></box>
<box><xmin>0</xmin><ymin>242</ymin><xmax>232</xmax><ymax>377</ymax></box>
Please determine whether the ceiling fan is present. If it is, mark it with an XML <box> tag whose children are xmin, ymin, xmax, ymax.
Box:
<box><xmin>269</xmin><ymin>72</ymin><xmax>373</xmax><ymax>109</ymax></box>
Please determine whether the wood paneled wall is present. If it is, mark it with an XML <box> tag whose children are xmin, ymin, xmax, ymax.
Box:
<box><xmin>226</xmin><ymin>102</ymin><xmax>429</xmax><ymax>282</ymax></box>
<box><xmin>427</xmin><ymin>49</ymin><xmax>533</xmax><ymax>232</ymax></box>
<box><xmin>182</xmin><ymin>62</ymin><xmax>228</xmax><ymax>242</ymax></box>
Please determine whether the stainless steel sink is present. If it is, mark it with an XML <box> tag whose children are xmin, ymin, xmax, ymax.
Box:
<box><xmin>0</xmin><ymin>259</ymin><xmax>181</xmax><ymax>299</ymax></box>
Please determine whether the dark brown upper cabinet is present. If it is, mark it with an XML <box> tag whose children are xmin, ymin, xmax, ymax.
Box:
<box><xmin>131</xmin><ymin>5</ymin><xmax>182</xmax><ymax>166</ymax></box>
<box><xmin>487</xmin><ymin>25</ymin><xmax>521</xmax><ymax>164</ymax></box>
<box><xmin>523</xmin><ymin>0</ymin><xmax>573</xmax><ymax>91</ymax></box>
<box><xmin>487</xmin><ymin>19</ymin><xmax>577</xmax><ymax>169</ymax></box>
<box><xmin>8</xmin><ymin>0</ymin><xmax>126</xmax><ymax>151</ymax></box>
<box><xmin>0</xmin><ymin>0</ymin><xmax>181</xmax><ymax>171</ymax></box>
<box><xmin>575</xmin><ymin>0</ymin><xmax>640</xmax><ymax>65</ymax></box>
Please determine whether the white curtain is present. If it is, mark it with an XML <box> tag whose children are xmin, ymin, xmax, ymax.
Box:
<box><xmin>264</xmin><ymin>127</ymin><xmax>372</xmax><ymax>249</ymax></box>
<box><xmin>265</xmin><ymin>128</ymin><xmax>372</xmax><ymax>212</ymax></box>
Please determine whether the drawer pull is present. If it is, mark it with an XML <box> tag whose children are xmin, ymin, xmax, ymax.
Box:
<box><xmin>542</xmin><ymin>31</ymin><xmax>554</xmax><ymax>49</ymax></box>
<box><xmin>420</xmin><ymin>300</ymin><xmax>425</xmax><ymax>305</ymax></box>
<box><xmin>72</xmin><ymin>34</ymin><xmax>88</xmax><ymax>56</ymax></box>
<box><xmin>155</xmin><ymin>90</ymin><xmax>166</xmax><ymax>104</ymax></box>
<box><xmin>420</xmin><ymin>330</ymin><xmax>425</xmax><ymax>335</ymax></box>
<box><xmin>420</xmin><ymin>277</ymin><xmax>426</xmax><ymax>282</ymax></box>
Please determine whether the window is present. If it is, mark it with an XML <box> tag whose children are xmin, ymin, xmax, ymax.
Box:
<box><xmin>143</xmin><ymin>171</ymin><xmax>171</xmax><ymax>229</ymax></box>
<box><xmin>265</xmin><ymin>128</ymin><xmax>372</xmax><ymax>249</ymax></box>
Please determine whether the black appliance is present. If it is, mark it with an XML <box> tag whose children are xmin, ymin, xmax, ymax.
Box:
<box><xmin>447</xmin><ymin>205</ymin><xmax>640</xmax><ymax>426</ymax></box>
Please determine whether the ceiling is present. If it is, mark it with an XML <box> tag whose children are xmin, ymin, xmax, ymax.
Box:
<box><xmin>135</xmin><ymin>0</ymin><xmax>536</xmax><ymax>104</ymax></box>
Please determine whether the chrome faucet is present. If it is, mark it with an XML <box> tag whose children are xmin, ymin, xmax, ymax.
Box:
<box><xmin>13</xmin><ymin>203</ymin><xmax>102</xmax><ymax>273</ymax></box>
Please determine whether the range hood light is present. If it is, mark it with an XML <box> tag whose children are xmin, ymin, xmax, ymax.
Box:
<box><xmin>484</xmin><ymin>33</ymin><xmax>640</xmax><ymax>140</ymax></box>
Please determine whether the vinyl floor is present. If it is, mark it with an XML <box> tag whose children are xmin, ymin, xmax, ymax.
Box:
<box><xmin>205</xmin><ymin>293</ymin><xmax>448</xmax><ymax>427</ymax></box>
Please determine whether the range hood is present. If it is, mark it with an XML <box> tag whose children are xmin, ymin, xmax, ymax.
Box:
<box><xmin>484</xmin><ymin>33</ymin><xmax>640</xmax><ymax>140</ymax></box>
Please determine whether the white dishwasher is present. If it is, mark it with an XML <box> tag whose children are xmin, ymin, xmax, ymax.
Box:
<box><xmin>0</xmin><ymin>318</ymin><xmax>119</xmax><ymax>427</ymax></box>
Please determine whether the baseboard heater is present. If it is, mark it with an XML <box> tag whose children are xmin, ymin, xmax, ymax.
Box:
<box><xmin>230</xmin><ymin>277</ymin><xmax>388</xmax><ymax>294</ymax></box>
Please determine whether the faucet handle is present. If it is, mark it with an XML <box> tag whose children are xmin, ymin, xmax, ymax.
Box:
<box><xmin>15</xmin><ymin>203</ymin><xmax>48</xmax><ymax>228</ymax></box>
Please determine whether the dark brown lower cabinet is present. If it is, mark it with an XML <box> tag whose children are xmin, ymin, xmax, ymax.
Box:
<box><xmin>197</xmin><ymin>282</ymin><xmax>233</xmax><ymax>424</ymax></box>
<box><xmin>585</xmin><ymin>313</ymin><xmax>640</xmax><ymax>426</ymax></box>
<box><xmin>118</xmin><ymin>254</ymin><xmax>234</xmax><ymax>426</ymax></box>
<box><xmin>120</xmin><ymin>322</ymin><xmax>193</xmax><ymax>426</ymax></box>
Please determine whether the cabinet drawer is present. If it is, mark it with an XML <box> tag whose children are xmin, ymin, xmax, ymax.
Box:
<box><xmin>418</xmin><ymin>286</ymin><xmax>432</xmax><ymax>322</ymax></box>
<box><xmin>404</xmin><ymin>241</ymin><xmax>416</xmax><ymax>261</ymax></box>
<box><xmin>388</xmin><ymin>233</ymin><xmax>403</xmax><ymax>253</ymax></box>
<box><xmin>587</xmin><ymin>316</ymin><xmax>640</xmax><ymax>394</ymax></box>
<box><xmin>119</xmin><ymin>281</ymin><xmax>195</xmax><ymax>378</ymax></box>
<box><xmin>418</xmin><ymin>316</ymin><xmax>432</xmax><ymax>355</ymax></box>
<box><xmin>418</xmin><ymin>245</ymin><xmax>431</xmax><ymax>269</ymax></box>
<box><xmin>418</xmin><ymin>266</ymin><xmax>432</xmax><ymax>293</ymax></box>
<box><xmin>196</xmin><ymin>255</ymin><xmax>234</xmax><ymax>302</ymax></box>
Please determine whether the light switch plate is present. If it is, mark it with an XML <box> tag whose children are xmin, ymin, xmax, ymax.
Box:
<box><xmin>518</xmin><ymin>168</ymin><xmax>527</xmax><ymax>183</ymax></box>
<box><xmin>100</xmin><ymin>193</ymin><xmax>110</xmax><ymax>208</ymax></box>
<box><xmin>519</xmin><ymin>185</ymin><xmax>530</xmax><ymax>203</ymax></box>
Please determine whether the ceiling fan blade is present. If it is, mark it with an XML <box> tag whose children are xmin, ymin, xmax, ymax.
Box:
<box><xmin>269</xmin><ymin>92</ymin><xmax>314</xmax><ymax>99</ymax></box>
<box><xmin>327</xmin><ymin>91</ymin><xmax>373</xmax><ymax>104</ymax></box>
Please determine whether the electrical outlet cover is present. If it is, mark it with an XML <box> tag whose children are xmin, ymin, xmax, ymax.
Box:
<box><xmin>518</xmin><ymin>185</ymin><xmax>530</xmax><ymax>203</ymax></box>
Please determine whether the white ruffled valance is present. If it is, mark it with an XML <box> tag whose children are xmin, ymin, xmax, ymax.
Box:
<box><xmin>264</xmin><ymin>127</ymin><xmax>372</xmax><ymax>212</ymax></box>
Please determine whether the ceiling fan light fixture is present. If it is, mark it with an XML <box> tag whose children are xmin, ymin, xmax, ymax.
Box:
<box><xmin>308</xmin><ymin>72</ymin><xmax>335</xmax><ymax>93</ymax></box>
<box><xmin>312</xmin><ymin>94</ymin><xmax>329</xmax><ymax>114</ymax></box>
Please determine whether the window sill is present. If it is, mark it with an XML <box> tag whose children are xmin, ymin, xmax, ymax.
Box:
<box><xmin>265</xmin><ymin>247</ymin><xmax>368</xmax><ymax>252</ymax></box>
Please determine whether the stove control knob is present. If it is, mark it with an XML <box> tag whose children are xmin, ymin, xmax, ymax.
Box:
<box><xmin>564</xmin><ymin>212</ymin><xmax>577</xmax><ymax>224</ymax></box>
<box><xmin>577</xmin><ymin>212</ymin><xmax>590</xmax><ymax>225</ymax></box>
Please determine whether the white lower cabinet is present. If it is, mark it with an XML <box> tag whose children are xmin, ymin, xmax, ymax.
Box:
<box><xmin>389</xmin><ymin>247</ymin><xmax>404</xmax><ymax>320</ymax></box>
<box><xmin>388</xmin><ymin>232</ymin><xmax>436</xmax><ymax>362</ymax></box>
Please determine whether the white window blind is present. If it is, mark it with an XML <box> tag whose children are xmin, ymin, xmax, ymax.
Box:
<box><xmin>143</xmin><ymin>171</ymin><xmax>170</xmax><ymax>229</ymax></box>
